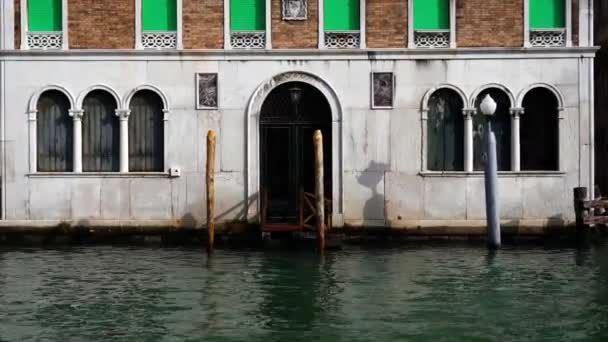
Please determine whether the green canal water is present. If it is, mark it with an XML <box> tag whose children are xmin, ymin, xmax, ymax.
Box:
<box><xmin>1</xmin><ymin>245</ymin><xmax>608</xmax><ymax>341</ymax></box>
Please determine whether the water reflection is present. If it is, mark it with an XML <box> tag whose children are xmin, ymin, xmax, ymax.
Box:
<box><xmin>0</xmin><ymin>245</ymin><xmax>607</xmax><ymax>341</ymax></box>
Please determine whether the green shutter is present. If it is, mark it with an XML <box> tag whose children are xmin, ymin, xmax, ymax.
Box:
<box><xmin>530</xmin><ymin>0</ymin><xmax>565</xmax><ymax>29</ymax></box>
<box><xmin>28</xmin><ymin>0</ymin><xmax>62</xmax><ymax>32</ymax></box>
<box><xmin>231</xmin><ymin>0</ymin><xmax>266</xmax><ymax>31</ymax></box>
<box><xmin>142</xmin><ymin>0</ymin><xmax>177</xmax><ymax>31</ymax></box>
<box><xmin>324</xmin><ymin>0</ymin><xmax>360</xmax><ymax>31</ymax></box>
<box><xmin>414</xmin><ymin>0</ymin><xmax>449</xmax><ymax>30</ymax></box>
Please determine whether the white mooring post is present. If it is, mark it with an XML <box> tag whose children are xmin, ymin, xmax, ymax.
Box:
<box><xmin>480</xmin><ymin>94</ymin><xmax>501</xmax><ymax>249</ymax></box>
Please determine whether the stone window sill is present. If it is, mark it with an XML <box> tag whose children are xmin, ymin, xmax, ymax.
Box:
<box><xmin>419</xmin><ymin>171</ymin><xmax>565</xmax><ymax>178</ymax></box>
<box><xmin>28</xmin><ymin>172</ymin><xmax>171</xmax><ymax>178</ymax></box>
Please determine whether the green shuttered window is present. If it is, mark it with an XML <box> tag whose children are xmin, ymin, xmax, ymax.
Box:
<box><xmin>414</xmin><ymin>0</ymin><xmax>449</xmax><ymax>30</ymax></box>
<box><xmin>324</xmin><ymin>0</ymin><xmax>360</xmax><ymax>31</ymax></box>
<box><xmin>143</xmin><ymin>0</ymin><xmax>177</xmax><ymax>31</ymax></box>
<box><xmin>231</xmin><ymin>0</ymin><xmax>266</xmax><ymax>31</ymax></box>
<box><xmin>28</xmin><ymin>0</ymin><xmax>62</xmax><ymax>32</ymax></box>
<box><xmin>530</xmin><ymin>0</ymin><xmax>565</xmax><ymax>29</ymax></box>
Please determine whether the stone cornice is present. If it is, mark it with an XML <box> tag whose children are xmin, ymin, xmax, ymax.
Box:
<box><xmin>0</xmin><ymin>47</ymin><xmax>599</xmax><ymax>61</ymax></box>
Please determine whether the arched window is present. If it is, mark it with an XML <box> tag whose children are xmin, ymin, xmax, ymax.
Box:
<box><xmin>36</xmin><ymin>90</ymin><xmax>73</xmax><ymax>172</ymax></box>
<box><xmin>427</xmin><ymin>88</ymin><xmax>464</xmax><ymax>171</ymax></box>
<box><xmin>82</xmin><ymin>90</ymin><xmax>119</xmax><ymax>172</ymax></box>
<box><xmin>521</xmin><ymin>88</ymin><xmax>559</xmax><ymax>170</ymax></box>
<box><xmin>473</xmin><ymin>88</ymin><xmax>511</xmax><ymax>171</ymax></box>
<box><xmin>128</xmin><ymin>90</ymin><xmax>165</xmax><ymax>172</ymax></box>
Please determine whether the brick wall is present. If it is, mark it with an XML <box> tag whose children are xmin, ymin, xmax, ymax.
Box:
<box><xmin>69</xmin><ymin>0</ymin><xmax>135</xmax><ymax>49</ymax></box>
<box><xmin>14</xmin><ymin>0</ymin><xmax>20</xmax><ymax>49</ymax></box>
<box><xmin>183</xmin><ymin>0</ymin><xmax>224</xmax><ymax>49</ymax></box>
<box><xmin>456</xmin><ymin>0</ymin><xmax>523</xmax><ymax>47</ymax></box>
<box><xmin>271</xmin><ymin>0</ymin><xmax>318</xmax><ymax>48</ymax></box>
<box><xmin>367</xmin><ymin>0</ymin><xmax>407</xmax><ymax>48</ymax></box>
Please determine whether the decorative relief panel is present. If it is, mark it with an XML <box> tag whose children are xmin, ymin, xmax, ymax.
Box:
<box><xmin>282</xmin><ymin>0</ymin><xmax>307</xmax><ymax>20</ymax></box>
<box><xmin>414</xmin><ymin>31</ymin><xmax>450</xmax><ymax>48</ymax></box>
<box><xmin>230</xmin><ymin>32</ymin><xmax>266</xmax><ymax>49</ymax></box>
<box><xmin>529</xmin><ymin>30</ymin><xmax>566</xmax><ymax>47</ymax></box>
<box><xmin>196</xmin><ymin>73</ymin><xmax>219</xmax><ymax>109</ymax></box>
<box><xmin>142</xmin><ymin>32</ymin><xmax>177</xmax><ymax>49</ymax></box>
<box><xmin>371</xmin><ymin>72</ymin><xmax>394</xmax><ymax>109</ymax></box>
<box><xmin>324</xmin><ymin>32</ymin><xmax>360</xmax><ymax>49</ymax></box>
<box><xmin>27</xmin><ymin>32</ymin><xmax>63</xmax><ymax>49</ymax></box>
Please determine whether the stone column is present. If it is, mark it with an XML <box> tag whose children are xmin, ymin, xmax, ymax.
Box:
<box><xmin>27</xmin><ymin>110</ymin><xmax>37</xmax><ymax>173</ymax></box>
<box><xmin>116</xmin><ymin>109</ymin><xmax>131</xmax><ymax>173</ymax></box>
<box><xmin>510</xmin><ymin>108</ymin><xmax>524</xmax><ymax>172</ymax></box>
<box><xmin>69</xmin><ymin>109</ymin><xmax>84</xmax><ymax>172</ymax></box>
<box><xmin>463</xmin><ymin>109</ymin><xmax>475</xmax><ymax>172</ymax></box>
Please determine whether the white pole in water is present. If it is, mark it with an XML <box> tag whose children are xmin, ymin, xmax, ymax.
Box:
<box><xmin>480</xmin><ymin>94</ymin><xmax>501</xmax><ymax>249</ymax></box>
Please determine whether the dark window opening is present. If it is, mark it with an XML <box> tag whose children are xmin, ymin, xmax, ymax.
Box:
<box><xmin>82</xmin><ymin>90</ymin><xmax>119</xmax><ymax>172</ymax></box>
<box><xmin>37</xmin><ymin>90</ymin><xmax>73</xmax><ymax>172</ymax></box>
<box><xmin>128</xmin><ymin>90</ymin><xmax>164</xmax><ymax>172</ymax></box>
<box><xmin>473</xmin><ymin>88</ymin><xmax>512</xmax><ymax>171</ymax></box>
<box><xmin>427</xmin><ymin>88</ymin><xmax>464</xmax><ymax>171</ymax></box>
<box><xmin>521</xmin><ymin>88</ymin><xmax>559</xmax><ymax>171</ymax></box>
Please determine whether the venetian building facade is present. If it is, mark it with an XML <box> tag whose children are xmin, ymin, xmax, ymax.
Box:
<box><xmin>595</xmin><ymin>0</ymin><xmax>608</xmax><ymax>194</ymax></box>
<box><xmin>0</xmin><ymin>0</ymin><xmax>597</xmax><ymax>229</ymax></box>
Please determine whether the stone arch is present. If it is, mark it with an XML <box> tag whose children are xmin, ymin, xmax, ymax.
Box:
<box><xmin>516</xmin><ymin>83</ymin><xmax>565</xmax><ymax>110</ymax></box>
<box><xmin>75</xmin><ymin>84</ymin><xmax>122</xmax><ymax>111</ymax></box>
<box><xmin>421</xmin><ymin>84</ymin><xmax>468</xmax><ymax>113</ymax></box>
<box><xmin>246</xmin><ymin>71</ymin><xmax>344</xmax><ymax>225</ymax></box>
<box><xmin>29</xmin><ymin>85</ymin><xmax>75</xmax><ymax>113</ymax></box>
<box><xmin>124</xmin><ymin>85</ymin><xmax>170</xmax><ymax>112</ymax></box>
<box><xmin>469</xmin><ymin>83</ymin><xmax>516</xmax><ymax>109</ymax></box>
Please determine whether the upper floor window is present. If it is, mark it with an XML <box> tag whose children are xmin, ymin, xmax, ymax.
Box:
<box><xmin>230</xmin><ymin>0</ymin><xmax>267</xmax><ymax>49</ymax></box>
<box><xmin>140</xmin><ymin>0</ymin><xmax>180</xmax><ymax>49</ymax></box>
<box><xmin>22</xmin><ymin>0</ymin><xmax>67</xmax><ymax>50</ymax></box>
<box><xmin>323</xmin><ymin>0</ymin><xmax>362</xmax><ymax>49</ymax></box>
<box><xmin>409</xmin><ymin>0</ymin><xmax>455</xmax><ymax>48</ymax></box>
<box><xmin>527</xmin><ymin>0</ymin><xmax>571</xmax><ymax>47</ymax></box>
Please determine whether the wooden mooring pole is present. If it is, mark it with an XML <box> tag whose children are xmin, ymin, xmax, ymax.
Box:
<box><xmin>313</xmin><ymin>130</ymin><xmax>325</xmax><ymax>252</ymax></box>
<box><xmin>206</xmin><ymin>130</ymin><xmax>216</xmax><ymax>253</ymax></box>
<box><xmin>573</xmin><ymin>187</ymin><xmax>589</xmax><ymax>243</ymax></box>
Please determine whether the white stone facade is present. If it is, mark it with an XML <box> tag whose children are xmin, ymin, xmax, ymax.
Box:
<box><xmin>0</xmin><ymin>48</ymin><xmax>597</xmax><ymax>228</ymax></box>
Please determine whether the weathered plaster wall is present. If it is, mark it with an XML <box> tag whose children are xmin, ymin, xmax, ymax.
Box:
<box><xmin>0</xmin><ymin>53</ymin><xmax>592</xmax><ymax>228</ymax></box>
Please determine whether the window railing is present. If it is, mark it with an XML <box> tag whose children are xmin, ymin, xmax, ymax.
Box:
<box><xmin>414</xmin><ymin>29</ymin><xmax>450</xmax><ymax>48</ymax></box>
<box><xmin>27</xmin><ymin>31</ymin><xmax>63</xmax><ymax>50</ymax></box>
<box><xmin>141</xmin><ymin>31</ymin><xmax>178</xmax><ymax>49</ymax></box>
<box><xmin>230</xmin><ymin>31</ymin><xmax>266</xmax><ymax>49</ymax></box>
<box><xmin>324</xmin><ymin>31</ymin><xmax>361</xmax><ymax>49</ymax></box>
<box><xmin>529</xmin><ymin>28</ymin><xmax>566</xmax><ymax>47</ymax></box>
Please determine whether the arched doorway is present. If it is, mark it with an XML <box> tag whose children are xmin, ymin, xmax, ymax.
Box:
<box><xmin>260</xmin><ymin>81</ymin><xmax>332</xmax><ymax>223</ymax></box>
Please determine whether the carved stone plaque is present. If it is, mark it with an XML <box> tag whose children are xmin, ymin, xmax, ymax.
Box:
<box><xmin>282</xmin><ymin>0</ymin><xmax>307</xmax><ymax>20</ymax></box>
<box><xmin>372</xmin><ymin>72</ymin><xmax>394</xmax><ymax>109</ymax></box>
<box><xmin>196</xmin><ymin>73</ymin><xmax>218</xmax><ymax>109</ymax></box>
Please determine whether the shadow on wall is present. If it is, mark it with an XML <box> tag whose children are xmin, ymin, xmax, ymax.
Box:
<box><xmin>180</xmin><ymin>194</ymin><xmax>257</xmax><ymax>228</ymax></box>
<box><xmin>357</xmin><ymin>161</ymin><xmax>388</xmax><ymax>223</ymax></box>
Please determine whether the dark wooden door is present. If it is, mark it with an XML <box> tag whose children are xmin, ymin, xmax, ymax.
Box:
<box><xmin>259</xmin><ymin>82</ymin><xmax>332</xmax><ymax>223</ymax></box>
<box><xmin>261</xmin><ymin>124</ymin><xmax>331</xmax><ymax>223</ymax></box>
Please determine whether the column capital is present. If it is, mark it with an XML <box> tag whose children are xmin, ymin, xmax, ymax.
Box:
<box><xmin>115</xmin><ymin>109</ymin><xmax>131</xmax><ymax>120</ymax></box>
<box><xmin>510</xmin><ymin>107</ymin><xmax>525</xmax><ymax>116</ymax></box>
<box><xmin>462</xmin><ymin>108</ymin><xmax>476</xmax><ymax>117</ymax></box>
<box><xmin>69</xmin><ymin>109</ymin><xmax>84</xmax><ymax>119</ymax></box>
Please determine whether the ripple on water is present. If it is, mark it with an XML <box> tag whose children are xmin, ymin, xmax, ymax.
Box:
<box><xmin>0</xmin><ymin>245</ymin><xmax>607</xmax><ymax>341</ymax></box>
